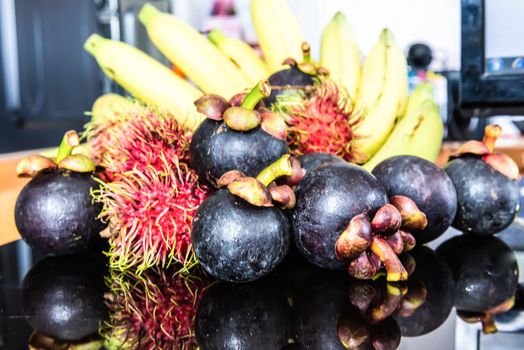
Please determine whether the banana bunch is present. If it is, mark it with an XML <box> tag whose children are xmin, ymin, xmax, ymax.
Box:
<box><xmin>138</xmin><ymin>3</ymin><xmax>250</xmax><ymax>99</ymax></box>
<box><xmin>353</xmin><ymin>29</ymin><xmax>409</xmax><ymax>163</ymax></box>
<box><xmin>320</xmin><ymin>12</ymin><xmax>361</xmax><ymax>101</ymax></box>
<box><xmin>362</xmin><ymin>83</ymin><xmax>444</xmax><ymax>171</ymax></box>
<box><xmin>207</xmin><ymin>29</ymin><xmax>270</xmax><ymax>86</ymax></box>
<box><xmin>251</xmin><ymin>0</ymin><xmax>305</xmax><ymax>73</ymax></box>
<box><xmin>84</xmin><ymin>34</ymin><xmax>204</xmax><ymax>130</ymax></box>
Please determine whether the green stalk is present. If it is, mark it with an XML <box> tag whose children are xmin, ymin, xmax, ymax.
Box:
<box><xmin>241</xmin><ymin>80</ymin><xmax>271</xmax><ymax>110</ymax></box>
<box><xmin>256</xmin><ymin>154</ymin><xmax>293</xmax><ymax>187</ymax></box>
<box><xmin>56</xmin><ymin>130</ymin><xmax>80</xmax><ymax>163</ymax></box>
<box><xmin>301</xmin><ymin>42</ymin><xmax>311</xmax><ymax>63</ymax></box>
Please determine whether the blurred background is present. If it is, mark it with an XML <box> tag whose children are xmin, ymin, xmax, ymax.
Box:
<box><xmin>0</xmin><ymin>0</ymin><xmax>522</xmax><ymax>152</ymax></box>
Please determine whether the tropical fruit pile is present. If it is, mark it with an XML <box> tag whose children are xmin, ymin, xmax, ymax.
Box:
<box><xmin>13</xmin><ymin>0</ymin><xmax>521</xmax><ymax>348</ymax></box>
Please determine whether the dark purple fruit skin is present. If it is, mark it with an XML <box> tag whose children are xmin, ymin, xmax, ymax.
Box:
<box><xmin>265</xmin><ymin>66</ymin><xmax>315</xmax><ymax>105</ymax></box>
<box><xmin>292</xmin><ymin>271</ymin><xmax>351</xmax><ymax>350</ymax></box>
<box><xmin>444</xmin><ymin>156</ymin><xmax>520</xmax><ymax>235</ymax></box>
<box><xmin>15</xmin><ymin>169</ymin><xmax>105</xmax><ymax>255</ymax></box>
<box><xmin>191</xmin><ymin>189</ymin><xmax>290</xmax><ymax>282</ymax></box>
<box><xmin>190</xmin><ymin>119</ymin><xmax>289</xmax><ymax>187</ymax></box>
<box><xmin>372</xmin><ymin>155</ymin><xmax>457</xmax><ymax>243</ymax></box>
<box><xmin>292</xmin><ymin>163</ymin><xmax>388</xmax><ymax>270</ymax></box>
<box><xmin>22</xmin><ymin>255</ymin><xmax>107</xmax><ymax>342</ymax></box>
<box><xmin>437</xmin><ymin>235</ymin><xmax>518</xmax><ymax>312</ymax></box>
<box><xmin>393</xmin><ymin>247</ymin><xmax>454</xmax><ymax>337</ymax></box>
<box><xmin>195</xmin><ymin>281</ymin><xmax>291</xmax><ymax>350</ymax></box>
<box><xmin>298</xmin><ymin>152</ymin><xmax>345</xmax><ymax>174</ymax></box>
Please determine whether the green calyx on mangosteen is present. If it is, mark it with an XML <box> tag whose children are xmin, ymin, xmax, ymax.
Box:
<box><xmin>444</xmin><ymin>125</ymin><xmax>520</xmax><ymax>235</ymax></box>
<box><xmin>371</xmin><ymin>155</ymin><xmax>458</xmax><ymax>244</ymax></box>
<box><xmin>15</xmin><ymin>130</ymin><xmax>105</xmax><ymax>256</ymax></box>
<box><xmin>291</xmin><ymin>162</ymin><xmax>424</xmax><ymax>282</ymax></box>
<box><xmin>190</xmin><ymin>80</ymin><xmax>289</xmax><ymax>188</ymax></box>
<box><xmin>191</xmin><ymin>154</ymin><xmax>297</xmax><ymax>283</ymax></box>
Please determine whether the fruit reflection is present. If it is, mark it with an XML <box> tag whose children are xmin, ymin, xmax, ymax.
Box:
<box><xmin>22</xmin><ymin>254</ymin><xmax>108</xmax><ymax>345</ymax></box>
<box><xmin>102</xmin><ymin>266</ymin><xmax>212</xmax><ymax>350</ymax></box>
<box><xmin>437</xmin><ymin>235</ymin><xmax>519</xmax><ymax>333</ymax></box>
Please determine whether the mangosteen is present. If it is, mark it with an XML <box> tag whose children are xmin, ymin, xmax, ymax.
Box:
<box><xmin>22</xmin><ymin>254</ymin><xmax>108</xmax><ymax>342</ymax></box>
<box><xmin>190</xmin><ymin>81</ymin><xmax>289</xmax><ymax>188</ymax></box>
<box><xmin>393</xmin><ymin>247</ymin><xmax>454</xmax><ymax>337</ymax></box>
<box><xmin>298</xmin><ymin>152</ymin><xmax>345</xmax><ymax>173</ymax></box>
<box><xmin>444</xmin><ymin>125</ymin><xmax>520</xmax><ymax>235</ymax></box>
<box><xmin>372</xmin><ymin>155</ymin><xmax>458</xmax><ymax>243</ymax></box>
<box><xmin>292</xmin><ymin>270</ymin><xmax>352</xmax><ymax>349</ymax></box>
<box><xmin>15</xmin><ymin>131</ymin><xmax>105</xmax><ymax>255</ymax></box>
<box><xmin>437</xmin><ymin>235</ymin><xmax>518</xmax><ymax>333</ymax></box>
<box><xmin>195</xmin><ymin>280</ymin><xmax>292</xmax><ymax>350</ymax></box>
<box><xmin>191</xmin><ymin>155</ymin><xmax>294</xmax><ymax>282</ymax></box>
<box><xmin>291</xmin><ymin>162</ymin><xmax>388</xmax><ymax>270</ymax></box>
<box><xmin>265</xmin><ymin>42</ymin><xmax>325</xmax><ymax>106</ymax></box>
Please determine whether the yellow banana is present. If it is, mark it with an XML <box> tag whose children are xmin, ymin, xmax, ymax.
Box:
<box><xmin>208</xmin><ymin>29</ymin><xmax>271</xmax><ymax>85</ymax></box>
<box><xmin>403</xmin><ymin>82</ymin><xmax>433</xmax><ymax>120</ymax></box>
<box><xmin>84</xmin><ymin>34</ymin><xmax>203</xmax><ymax>130</ymax></box>
<box><xmin>139</xmin><ymin>3</ymin><xmax>250</xmax><ymax>99</ymax></box>
<box><xmin>320</xmin><ymin>12</ymin><xmax>361</xmax><ymax>100</ymax></box>
<box><xmin>362</xmin><ymin>98</ymin><xmax>444</xmax><ymax>172</ymax></box>
<box><xmin>90</xmin><ymin>93</ymin><xmax>136</xmax><ymax>123</ymax></box>
<box><xmin>251</xmin><ymin>0</ymin><xmax>305</xmax><ymax>73</ymax></box>
<box><xmin>353</xmin><ymin>29</ymin><xmax>408</xmax><ymax>162</ymax></box>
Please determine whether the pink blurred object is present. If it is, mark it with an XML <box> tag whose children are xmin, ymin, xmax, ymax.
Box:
<box><xmin>202</xmin><ymin>0</ymin><xmax>243</xmax><ymax>39</ymax></box>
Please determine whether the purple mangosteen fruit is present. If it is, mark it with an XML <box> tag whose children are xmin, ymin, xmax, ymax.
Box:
<box><xmin>444</xmin><ymin>125</ymin><xmax>520</xmax><ymax>235</ymax></box>
<box><xmin>190</xmin><ymin>81</ymin><xmax>289</xmax><ymax>188</ymax></box>
<box><xmin>372</xmin><ymin>155</ymin><xmax>457</xmax><ymax>243</ymax></box>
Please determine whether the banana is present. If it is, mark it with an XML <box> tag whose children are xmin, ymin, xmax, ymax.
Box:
<box><xmin>320</xmin><ymin>12</ymin><xmax>361</xmax><ymax>100</ymax></box>
<box><xmin>403</xmin><ymin>82</ymin><xmax>433</xmax><ymax>120</ymax></box>
<box><xmin>362</xmin><ymin>98</ymin><xmax>444</xmax><ymax>172</ymax></box>
<box><xmin>208</xmin><ymin>29</ymin><xmax>271</xmax><ymax>85</ymax></box>
<box><xmin>353</xmin><ymin>29</ymin><xmax>408</xmax><ymax>162</ymax></box>
<box><xmin>84</xmin><ymin>34</ymin><xmax>204</xmax><ymax>130</ymax></box>
<box><xmin>139</xmin><ymin>3</ymin><xmax>250</xmax><ymax>99</ymax></box>
<box><xmin>251</xmin><ymin>0</ymin><xmax>305</xmax><ymax>73</ymax></box>
<box><xmin>90</xmin><ymin>93</ymin><xmax>136</xmax><ymax>123</ymax></box>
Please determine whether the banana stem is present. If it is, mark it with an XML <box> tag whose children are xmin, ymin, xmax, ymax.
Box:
<box><xmin>256</xmin><ymin>154</ymin><xmax>293</xmax><ymax>187</ymax></box>
<box><xmin>241</xmin><ymin>80</ymin><xmax>271</xmax><ymax>110</ymax></box>
<box><xmin>138</xmin><ymin>3</ymin><xmax>161</xmax><ymax>27</ymax></box>
<box><xmin>208</xmin><ymin>29</ymin><xmax>226</xmax><ymax>47</ymax></box>
<box><xmin>83</xmin><ymin>33</ymin><xmax>104</xmax><ymax>56</ymax></box>
<box><xmin>56</xmin><ymin>130</ymin><xmax>80</xmax><ymax>164</ymax></box>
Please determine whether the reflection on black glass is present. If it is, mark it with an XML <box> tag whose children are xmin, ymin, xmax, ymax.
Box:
<box><xmin>437</xmin><ymin>235</ymin><xmax>519</xmax><ymax>334</ymax></box>
<box><xmin>102</xmin><ymin>266</ymin><xmax>212</xmax><ymax>350</ymax></box>
<box><xmin>21</xmin><ymin>254</ymin><xmax>108</xmax><ymax>349</ymax></box>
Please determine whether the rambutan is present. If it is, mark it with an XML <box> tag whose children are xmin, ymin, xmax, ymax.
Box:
<box><xmin>276</xmin><ymin>80</ymin><xmax>365</xmax><ymax>163</ymax></box>
<box><xmin>95</xmin><ymin>154</ymin><xmax>208</xmax><ymax>273</ymax></box>
<box><xmin>86</xmin><ymin>105</ymin><xmax>210</xmax><ymax>273</ymax></box>
<box><xmin>102</xmin><ymin>266</ymin><xmax>212</xmax><ymax>350</ymax></box>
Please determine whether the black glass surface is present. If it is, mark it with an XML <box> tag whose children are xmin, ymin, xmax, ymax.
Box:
<box><xmin>1</xmin><ymin>230</ymin><xmax>524</xmax><ymax>350</ymax></box>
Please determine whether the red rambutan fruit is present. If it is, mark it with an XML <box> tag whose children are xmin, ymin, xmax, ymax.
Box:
<box><xmin>278</xmin><ymin>80</ymin><xmax>366</xmax><ymax>163</ymax></box>
<box><xmin>86</xmin><ymin>105</ymin><xmax>210</xmax><ymax>273</ymax></box>
<box><xmin>95</xmin><ymin>154</ymin><xmax>208</xmax><ymax>274</ymax></box>
<box><xmin>102</xmin><ymin>266</ymin><xmax>212</xmax><ymax>350</ymax></box>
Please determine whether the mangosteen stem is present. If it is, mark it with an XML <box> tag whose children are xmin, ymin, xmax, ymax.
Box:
<box><xmin>301</xmin><ymin>42</ymin><xmax>312</xmax><ymax>63</ymax></box>
<box><xmin>241</xmin><ymin>80</ymin><xmax>271</xmax><ymax>110</ymax></box>
<box><xmin>256</xmin><ymin>154</ymin><xmax>294</xmax><ymax>187</ymax></box>
<box><xmin>482</xmin><ymin>124</ymin><xmax>502</xmax><ymax>153</ymax></box>
<box><xmin>481</xmin><ymin>314</ymin><xmax>498</xmax><ymax>334</ymax></box>
<box><xmin>56</xmin><ymin>130</ymin><xmax>80</xmax><ymax>164</ymax></box>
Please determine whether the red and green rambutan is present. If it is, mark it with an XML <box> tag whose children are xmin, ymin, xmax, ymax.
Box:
<box><xmin>274</xmin><ymin>79</ymin><xmax>365</xmax><ymax>163</ymax></box>
<box><xmin>102</xmin><ymin>266</ymin><xmax>213</xmax><ymax>350</ymax></box>
<box><xmin>86</xmin><ymin>105</ymin><xmax>210</xmax><ymax>273</ymax></box>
